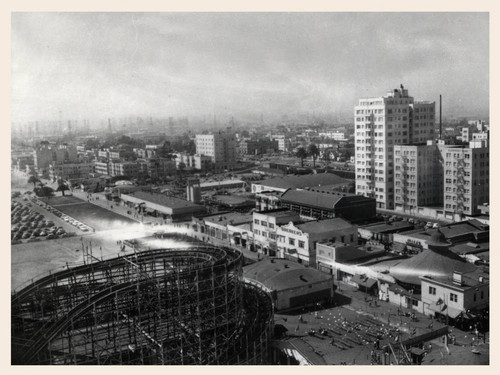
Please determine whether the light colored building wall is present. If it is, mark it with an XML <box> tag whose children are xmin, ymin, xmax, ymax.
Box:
<box><xmin>276</xmin><ymin>222</ymin><xmax>357</xmax><ymax>267</ymax></box>
<box><xmin>195</xmin><ymin>132</ymin><xmax>237</xmax><ymax>171</ymax></box>
<box><xmin>393</xmin><ymin>141</ymin><xmax>443</xmax><ymax>211</ymax></box>
<box><xmin>354</xmin><ymin>87</ymin><xmax>435</xmax><ymax>209</ymax></box>
<box><xmin>420</xmin><ymin>276</ymin><xmax>489</xmax><ymax>317</ymax></box>
<box><xmin>443</xmin><ymin>142</ymin><xmax>489</xmax><ymax>217</ymax></box>
<box><xmin>252</xmin><ymin>211</ymin><xmax>300</xmax><ymax>255</ymax></box>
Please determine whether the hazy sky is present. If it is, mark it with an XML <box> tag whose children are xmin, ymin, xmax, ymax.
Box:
<box><xmin>11</xmin><ymin>12</ymin><xmax>489</xmax><ymax>123</ymax></box>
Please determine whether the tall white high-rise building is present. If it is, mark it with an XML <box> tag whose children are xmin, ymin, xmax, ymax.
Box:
<box><xmin>354</xmin><ymin>86</ymin><xmax>436</xmax><ymax>209</ymax></box>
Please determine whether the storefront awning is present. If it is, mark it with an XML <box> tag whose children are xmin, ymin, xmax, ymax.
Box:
<box><xmin>447</xmin><ymin>307</ymin><xmax>463</xmax><ymax>319</ymax></box>
<box><xmin>428</xmin><ymin>299</ymin><xmax>447</xmax><ymax>313</ymax></box>
<box><xmin>428</xmin><ymin>300</ymin><xmax>462</xmax><ymax>319</ymax></box>
<box><xmin>351</xmin><ymin>274</ymin><xmax>377</xmax><ymax>289</ymax></box>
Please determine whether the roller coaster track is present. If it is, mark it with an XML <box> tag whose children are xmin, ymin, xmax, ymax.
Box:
<box><xmin>12</xmin><ymin>246</ymin><xmax>273</xmax><ymax>365</ymax></box>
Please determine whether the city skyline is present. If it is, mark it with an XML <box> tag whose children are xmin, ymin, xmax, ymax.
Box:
<box><xmin>12</xmin><ymin>12</ymin><xmax>489</xmax><ymax>124</ymax></box>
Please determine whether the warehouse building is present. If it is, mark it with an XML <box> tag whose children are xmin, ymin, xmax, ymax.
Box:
<box><xmin>280</xmin><ymin>188</ymin><xmax>376</xmax><ymax>223</ymax></box>
<box><xmin>120</xmin><ymin>191</ymin><xmax>206</xmax><ymax>222</ymax></box>
<box><xmin>251</xmin><ymin>173</ymin><xmax>350</xmax><ymax>193</ymax></box>
<box><xmin>243</xmin><ymin>258</ymin><xmax>334</xmax><ymax>311</ymax></box>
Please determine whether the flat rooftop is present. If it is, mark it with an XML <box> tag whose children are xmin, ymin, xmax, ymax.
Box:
<box><xmin>123</xmin><ymin>191</ymin><xmax>203</xmax><ymax>209</ymax></box>
<box><xmin>203</xmin><ymin>211</ymin><xmax>254</xmax><ymax>226</ymax></box>
<box><xmin>243</xmin><ymin>258</ymin><xmax>332</xmax><ymax>291</ymax></box>
<box><xmin>255</xmin><ymin>209</ymin><xmax>299</xmax><ymax>218</ymax></box>
<box><xmin>256</xmin><ymin>173</ymin><xmax>349</xmax><ymax>190</ymax></box>
<box><xmin>296</xmin><ymin>218</ymin><xmax>353</xmax><ymax>234</ymax></box>
<box><xmin>359</xmin><ymin>221</ymin><xmax>414</xmax><ymax>233</ymax></box>
<box><xmin>200</xmin><ymin>179</ymin><xmax>245</xmax><ymax>187</ymax></box>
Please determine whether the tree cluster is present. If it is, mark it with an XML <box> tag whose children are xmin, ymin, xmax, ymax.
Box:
<box><xmin>295</xmin><ymin>144</ymin><xmax>320</xmax><ymax>167</ymax></box>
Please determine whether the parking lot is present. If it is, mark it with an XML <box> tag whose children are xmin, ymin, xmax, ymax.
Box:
<box><xmin>42</xmin><ymin>195</ymin><xmax>137</xmax><ymax>231</ymax></box>
<box><xmin>11</xmin><ymin>194</ymin><xmax>73</xmax><ymax>244</ymax></box>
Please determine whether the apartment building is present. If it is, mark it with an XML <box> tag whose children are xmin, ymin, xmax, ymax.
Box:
<box><xmin>354</xmin><ymin>86</ymin><xmax>436</xmax><ymax>209</ymax></box>
<box><xmin>443</xmin><ymin>140</ymin><xmax>489</xmax><ymax>217</ymax></box>
<box><xmin>174</xmin><ymin>153</ymin><xmax>213</xmax><ymax>173</ymax></box>
<box><xmin>137</xmin><ymin>158</ymin><xmax>176</xmax><ymax>181</ymax></box>
<box><xmin>393</xmin><ymin>140</ymin><xmax>444</xmax><ymax>211</ymax></box>
<box><xmin>94</xmin><ymin>160</ymin><xmax>109</xmax><ymax>176</ymax></box>
<box><xmin>49</xmin><ymin>162</ymin><xmax>94</xmax><ymax>182</ymax></box>
<box><xmin>239</xmin><ymin>139</ymin><xmax>279</xmax><ymax>155</ymax></box>
<box><xmin>195</xmin><ymin>131</ymin><xmax>237</xmax><ymax>172</ymax></box>
<box><xmin>270</xmin><ymin>134</ymin><xmax>288</xmax><ymax>152</ymax></box>
<box><xmin>108</xmin><ymin>160</ymin><xmax>141</xmax><ymax>179</ymax></box>
<box><xmin>318</xmin><ymin>131</ymin><xmax>347</xmax><ymax>141</ymax></box>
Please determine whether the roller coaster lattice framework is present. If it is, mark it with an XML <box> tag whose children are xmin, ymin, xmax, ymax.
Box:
<box><xmin>11</xmin><ymin>247</ymin><xmax>274</xmax><ymax>365</ymax></box>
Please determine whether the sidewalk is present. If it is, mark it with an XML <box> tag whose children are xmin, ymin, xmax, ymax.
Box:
<box><xmin>335</xmin><ymin>282</ymin><xmax>440</xmax><ymax>336</ymax></box>
<box><xmin>71</xmin><ymin>190</ymin><xmax>166</xmax><ymax>225</ymax></box>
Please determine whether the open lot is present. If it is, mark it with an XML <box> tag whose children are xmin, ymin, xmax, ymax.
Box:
<box><xmin>43</xmin><ymin>195</ymin><xmax>137</xmax><ymax>231</ymax></box>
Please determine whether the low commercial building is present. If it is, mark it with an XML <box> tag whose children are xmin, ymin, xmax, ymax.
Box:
<box><xmin>191</xmin><ymin>212</ymin><xmax>254</xmax><ymax>245</ymax></box>
<box><xmin>358</xmin><ymin>221</ymin><xmax>414</xmax><ymax>244</ymax></box>
<box><xmin>420</xmin><ymin>269</ymin><xmax>489</xmax><ymax>324</ymax></box>
<box><xmin>380</xmin><ymin>231</ymin><xmax>479</xmax><ymax>313</ymax></box>
<box><xmin>243</xmin><ymin>258</ymin><xmax>334</xmax><ymax>311</ymax></box>
<box><xmin>276</xmin><ymin>218</ymin><xmax>357</xmax><ymax>267</ymax></box>
<box><xmin>207</xmin><ymin>194</ymin><xmax>255</xmax><ymax>210</ymax></box>
<box><xmin>120</xmin><ymin>191</ymin><xmax>206</xmax><ymax>222</ymax></box>
<box><xmin>199</xmin><ymin>179</ymin><xmax>246</xmax><ymax>191</ymax></box>
<box><xmin>280</xmin><ymin>188</ymin><xmax>376</xmax><ymax>223</ymax></box>
<box><xmin>251</xmin><ymin>173</ymin><xmax>350</xmax><ymax>194</ymax></box>
<box><xmin>255</xmin><ymin>191</ymin><xmax>282</xmax><ymax>211</ymax></box>
<box><xmin>253</xmin><ymin>209</ymin><xmax>301</xmax><ymax>256</ymax></box>
<box><xmin>316</xmin><ymin>241</ymin><xmax>386</xmax><ymax>279</ymax></box>
<box><xmin>393</xmin><ymin>219</ymin><xmax>489</xmax><ymax>253</ymax></box>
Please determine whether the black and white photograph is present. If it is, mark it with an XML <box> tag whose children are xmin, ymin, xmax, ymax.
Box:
<box><xmin>9</xmin><ymin>8</ymin><xmax>491</xmax><ymax>366</ymax></box>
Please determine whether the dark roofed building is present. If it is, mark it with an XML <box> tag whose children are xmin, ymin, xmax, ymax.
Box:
<box><xmin>243</xmin><ymin>258</ymin><xmax>334</xmax><ymax>311</ymax></box>
<box><xmin>251</xmin><ymin>173</ymin><xmax>350</xmax><ymax>193</ymax></box>
<box><xmin>393</xmin><ymin>219</ymin><xmax>490</xmax><ymax>251</ymax></box>
<box><xmin>120</xmin><ymin>190</ymin><xmax>206</xmax><ymax>221</ymax></box>
<box><xmin>358</xmin><ymin>221</ymin><xmax>415</xmax><ymax>244</ymax></box>
<box><xmin>280</xmin><ymin>188</ymin><xmax>376</xmax><ymax>223</ymax></box>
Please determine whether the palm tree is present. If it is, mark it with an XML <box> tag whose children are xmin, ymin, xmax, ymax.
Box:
<box><xmin>28</xmin><ymin>175</ymin><xmax>39</xmax><ymax>190</ymax></box>
<box><xmin>323</xmin><ymin>148</ymin><xmax>331</xmax><ymax>165</ymax></box>
<box><xmin>295</xmin><ymin>147</ymin><xmax>308</xmax><ymax>168</ymax></box>
<box><xmin>56</xmin><ymin>179</ymin><xmax>69</xmax><ymax>196</ymax></box>
<box><xmin>308</xmin><ymin>144</ymin><xmax>320</xmax><ymax>168</ymax></box>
